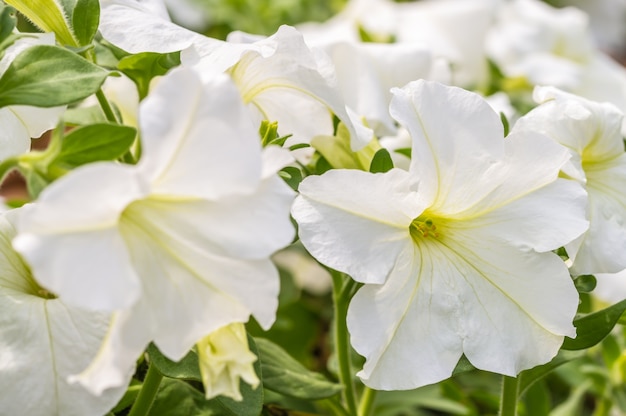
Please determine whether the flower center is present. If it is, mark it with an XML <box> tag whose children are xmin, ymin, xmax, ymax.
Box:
<box><xmin>410</xmin><ymin>215</ymin><xmax>440</xmax><ymax>241</ymax></box>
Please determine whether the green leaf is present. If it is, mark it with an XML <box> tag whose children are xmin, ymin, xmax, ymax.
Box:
<box><xmin>518</xmin><ymin>350</ymin><xmax>584</xmax><ymax>395</ymax></box>
<box><xmin>279</xmin><ymin>166</ymin><xmax>302</xmax><ymax>191</ymax></box>
<box><xmin>148</xmin><ymin>378</ymin><xmax>222</xmax><ymax>416</ymax></box>
<box><xmin>562</xmin><ymin>299</ymin><xmax>626</xmax><ymax>350</ymax></box>
<box><xmin>395</xmin><ymin>147</ymin><xmax>411</xmax><ymax>158</ymax></box>
<box><xmin>52</xmin><ymin>123</ymin><xmax>136</xmax><ymax>167</ymax></box>
<box><xmin>574</xmin><ymin>274</ymin><xmax>597</xmax><ymax>293</ymax></box>
<box><xmin>0</xmin><ymin>5</ymin><xmax>17</xmax><ymax>45</ymax></box>
<box><xmin>147</xmin><ymin>343</ymin><xmax>202</xmax><ymax>381</ymax></box>
<box><xmin>0</xmin><ymin>44</ymin><xmax>108</xmax><ymax>108</ymax></box>
<box><xmin>254</xmin><ymin>337</ymin><xmax>342</xmax><ymax>400</ymax></box>
<box><xmin>369</xmin><ymin>148</ymin><xmax>394</xmax><ymax>173</ymax></box>
<box><xmin>118</xmin><ymin>51</ymin><xmax>180</xmax><ymax>99</ymax></box>
<box><xmin>72</xmin><ymin>0</ymin><xmax>99</xmax><ymax>46</ymax></box>
<box><xmin>148</xmin><ymin>337</ymin><xmax>263</xmax><ymax>416</ymax></box>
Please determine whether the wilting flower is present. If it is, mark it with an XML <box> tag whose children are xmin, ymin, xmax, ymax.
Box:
<box><xmin>0</xmin><ymin>210</ymin><xmax>128</xmax><ymax>416</ymax></box>
<box><xmin>197</xmin><ymin>323</ymin><xmax>259</xmax><ymax>401</ymax></box>
<box><xmin>13</xmin><ymin>67</ymin><xmax>295</xmax><ymax>394</ymax></box>
<box><xmin>0</xmin><ymin>33</ymin><xmax>65</xmax><ymax>160</ymax></box>
<box><xmin>513</xmin><ymin>86</ymin><xmax>626</xmax><ymax>275</ymax></box>
<box><xmin>292</xmin><ymin>80</ymin><xmax>588</xmax><ymax>389</ymax></box>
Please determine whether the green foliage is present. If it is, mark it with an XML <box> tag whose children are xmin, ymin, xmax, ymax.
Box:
<box><xmin>146</xmin><ymin>344</ymin><xmax>202</xmax><ymax>381</ymax></box>
<box><xmin>0</xmin><ymin>45</ymin><xmax>108</xmax><ymax>108</ymax></box>
<box><xmin>52</xmin><ymin>123</ymin><xmax>136</xmax><ymax>168</ymax></box>
<box><xmin>191</xmin><ymin>0</ymin><xmax>347</xmax><ymax>39</ymax></box>
<box><xmin>255</xmin><ymin>337</ymin><xmax>342</xmax><ymax>400</ymax></box>
<box><xmin>562</xmin><ymin>299</ymin><xmax>626</xmax><ymax>350</ymax></box>
<box><xmin>72</xmin><ymin>0</ymin><xmax>100</xmax><ymax>46</ymax></box>
<box><xmin>117</xmin><ymin>52</ymin><xmax>181</xmax><ymax>99</ymax></box>
<box><xmin>147</xmin><ymin>338</ymin><xmax>263</xmax><ymax>416</ymax></box>
<box><xmin>369</xmin><ymin>148</ymin><xmax>394</xmax><ymax>173</ymax></box>
<box><xmin>574</xmin><ymin>274</ymin><xmax>597</xmax><ymax>293</ymax></box>
<box><xmin>518</xmin><ymin>350</ymin><xmax>585</xmax><ymax>396</ymax></box>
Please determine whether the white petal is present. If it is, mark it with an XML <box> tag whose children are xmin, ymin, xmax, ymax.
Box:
<box><xmin>444</xmin><ymin>234</ymin><xmax>578</xmax><ymax>374</ymax></box>
<box><xmin>0</xmin><ymin>213</ymin><xmax>128</xmax><ymax>415</ymax></box>
<box><xmin>13</xmin><ymin>163</ymin><xmax>144</xmax><ymax>311</ymax></box>
<box><xmin>138</xmin><ymin>67</ymin><xmax>263</xmax><ymax>199</ymax></box>
<box><xmin>293</xmin><ymin>169</ymin><xmax>423</xmax><ymax>284</ymax></box>
<box><xmin>570</xmin><ymin>156</ymin><xmax>626</xmax><ymax>274</ymax></box>
<box><xmin>99</xmin><ymin>0</ymin><xmax>213</xmax><ymax>53</ymax></box>
<box><xmin>0</xmin><ymin>107</ymin><xmax>30</xmax><ymax>160</ymax></box>
<box><xmin>348</xmin><ymin>234</ymin><xmax>577</xmax><ymax>390</ymax></box>
<box><xmin>451</xmin><ymin>132</ymin><xmax>588</xmax><ymax>252</ymax></box>
<box><xmin>347</xmin><ymin>244</ymin><xmax>464</xmax><ymax>389</ymax></box>
<box><xmin>225</xmin><ymin>25</ymin><xmax>373</xmax><ymax>150</ymax></box>
<box><xmin>390</xmin><ymin>80</ymin><xmax>505</xmax><ymax>212</ymax></box>
<box><xmin>119</xmin><ymin>200</ymin><xmax>281</xmax><ymax>358</ymax></box>
<box><xmin>9</xmin><ymin>105</ymin><xmax>65</xmax><ymax>138</ymax></box>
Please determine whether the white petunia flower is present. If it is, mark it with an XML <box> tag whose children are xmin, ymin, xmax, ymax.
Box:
<box><xmin>197</xmin><ymin>323</ymin><xmax>259</xmax><ymax>401</ymax></box>
<box><xmin>99</xmin><ymin>0</ymin><xmax>372</xmax><ymax>150</ymax></box>
<box><xmin>513</xmin><ymin>86</ymin><xmax>626</xmax><ymax>275</ymax></box>
<box><xmin>0</xmin><ymin>33</ymin><xmax>65</xmax><ymax>160</ymax></box>
<box><xmin>0</xmin><ymin>209</ymin><xmax>128</xmax><ymax>416</ymax></box>
<box><xmin>487</xmin><ymin>0</ymin><xmax>626</xmax><ymax>134</ymax></box>
<box><xmin>292</xmin><ymin>80</ymin><xmax>588</xmax><ymax>390</ymax></box>
<box><xmin>13</xmin><ymin>67</ymin><xmax>295</xmax><ymax>394</ymax></box>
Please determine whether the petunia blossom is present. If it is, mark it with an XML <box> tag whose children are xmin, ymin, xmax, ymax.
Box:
<box><xmin>196</xmin><ymin>323</ymin><xmax>259</xmax><ymax>401</ymax></box>
<box><xmin>99</xmin><ymin>0</ymin><xmax>372</xmax><ymax>150</ymax></box>
<box><xmin>0</xmin><ymin>210</ymin><xmax>128</xmax><ymax>416</ymax></box>
<box><xmin>13</xmin><ymin>67</ymin><xmax>295</xmax><ymax>394</ymax></box>
<box><xmin>513</xmin><ymin>86</ymin><xmax>626</xmax><ymax>275</ymax></box>
<box><xmin>292</xmin><ymin>80</ymin><xmax>588</xmax><ymax>389</ymax></box>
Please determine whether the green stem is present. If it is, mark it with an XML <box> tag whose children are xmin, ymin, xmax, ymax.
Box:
<box><xmin>332</xmin><ymin>271</ymin><xmax>358</xmax><ymax>416</ymax></box>
<box><xmin>96</xmin><ymin>88</ymin><xmax>119</xmax><ymax>124</ymax></box>
<box><xmin>128</xmin><ymin>362</ymin><xmax>163</xmax><ymax>416</ymax></box>
<box><xmin>499</xmin><ymin>375</ymin><xmax>519</xmax><ymax>416</ymax></box>
<box><xmin>324</xmin><ymin>397</ymin><xmax>352</xmax><ymax>416</ymax></box>
<box><xmin>357</xmin><ymin>387</ymin><xmax>377</xmax><ymax>416</ymax></box>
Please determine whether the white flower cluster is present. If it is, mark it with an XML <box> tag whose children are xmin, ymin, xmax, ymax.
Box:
<box><xmin>1</xmin><ymin>0</ymin><xmax>626</xmax><ymax>413</ymax></box>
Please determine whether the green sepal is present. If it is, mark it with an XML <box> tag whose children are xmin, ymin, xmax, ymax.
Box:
<box><xmin>500</xmin><ymin>112</ymin><xmax>510</xmax><ymax>137</ymax></box>
<box><xmin>574</xmin><ymin>274</ymin><xmax>597</xmax><ymax>294</ymax></box>
<box><xmin>117</xmin><ymin>51</ymin><xmax>181</xmax><ymax>99</ymax></box>
<box><xmin>254</xmin><ymin>337</ymin><xmax>342</xmax><ymax>400</ymax></box>
<box><xmin>369</xmin><ymin>148</ymin><xmax>394</xmax><ymax>173</ymax></box>
<box><xmin>451</xmin><ymin>354</ymin><xmax>475</xmax><ymax>376</ymax></box>
<box><xmin>22</xmin><ymin>168</ymin><xmax>49</xmax><ymax>199</ymax></box>
<box><xmin>51</xmin><ymin>123</ymin><xmax>136</xmax><ymax>168</ymax></box>
<box><xmin>562</xmin><ymin>299</ymin><xmax>626</xmax><ymax>350</ymax></box>
<box><xmin>395</xmin><ymin>147</ymin><xmax>411</xmax><ymax>158</ymax></box>
<box><xmin>0</xmin><ymin>44</ymin><xmax>109</xmax><ymax>108</ymax></box>
<box><xmin>0</xmin><ymin>5</ymin><xmax>17</xmax><ymax>46</ymax></box>
<box><xmin>72</xmin><ymin>0</ymin><xmax>99</xmax><ymax>46</ymax></box>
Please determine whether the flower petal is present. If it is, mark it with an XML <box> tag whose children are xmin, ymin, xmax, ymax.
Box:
<box><xmin>119</xmin><ymin>199</ymin><xmax>281</xmax><ymax>358</ymax></box>
<box><xmin>390</xmin><ymin>80</ymin><xmax>505</xmax><ymax>212</ymax></box>
<box><xmin>138</xmin><ymin>67</ymin><xmax>263</xmax><ymax>199</ymax></box>
<box><xmin>0</xmin><ymin>213</ymin><xmax>128</xmax><ymax>415</ymax></box>
<box><xmin>13</xmin><ymin>163</ymin><xmax>143</xmax><ymax>311</ymax></box>
<box><xmin>293</xmin><ymin>168</ymin><xmax>423</xmax><ymax>284</ymax></box>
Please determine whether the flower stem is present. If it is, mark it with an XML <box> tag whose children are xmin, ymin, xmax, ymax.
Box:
<box><xmin>96</xmin><ymin>88</ymin><xmax>119</xmax><ymax>124</ymax></box>
<box><xmin>499</xmin><ymin>375</ymin><xmax>519</xmax><ymax>416</ymax></box>
<box><xmin>331</xmin><ymin>271</ymin><xmax>358</xmax><ymax>416</ymax></box>
<box><xmin>357</xmin><ymin>387</ymin><xmax>377</xmax><ymax>416</ymax></box>
<box><xmin>128</xmin><ymin>361</ymin><xmax>163</xmax><ymax>416</ymax></box>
